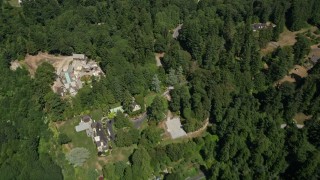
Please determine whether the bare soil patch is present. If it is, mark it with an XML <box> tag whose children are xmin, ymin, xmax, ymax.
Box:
<box><xmin>155</xmin><ymin>52</ymin><xmax>165</xmax><ymax>67</ymax></box>
<box><xmin>261</xmin><ymin>27</ymin><xmax>317</xmax><ymax>56</ymax></box>
<box><xmin>289</xmin><ymin>65</ymin><xmax>308</xmax><ymax>78</ymax></box>
<box><xmin>10</xmin><ymin>60</ymin><xmax>21</xmax><ymax>71</ymax></box>
<box><xmin>21</xmin><ymin>52</ymin><xmax>73</xmax><ymax>76</ymax></box>
<box><xmin>277</xmin><ymin>75</ymin><xmax>296</xmax><ymax>84</ymax></box>
<box><xmin>293</xmin><ymin>113</ymin><xmax>312</xmax><ymax>125</ymax></box>
<box><xmin>277</xmin><ymin>65</ymin><xmax>308</xmax><ymax>85</ymax></box>
<box><xmin>95</xmin><ymin>162</ymin><xmax>102</xmax><ymax>171</ymax></box>
<box><xmin>309</xmin><ymin>45</ymin><xmax>320</xmax><ymax>59</ymax></box>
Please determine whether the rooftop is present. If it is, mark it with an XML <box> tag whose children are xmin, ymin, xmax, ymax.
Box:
<box><xmin>75</xmin><ymin>121</ymin><xmax>91</xmax><ymax>132</ymax></box>
<box><xmin>92</xmin><ymin>122</ymin><xmax>108</xmax><ymax>152</ymax></box>
<box><xmin>73</xmin><ymin>53</ymin><xmax>86</xmax><ymax>59</ymax></box>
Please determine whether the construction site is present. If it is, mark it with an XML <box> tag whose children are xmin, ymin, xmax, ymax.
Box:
<box><xmin>14</xmin><ymin>52</ymin><xmax>104</xmax><ymax>97</ymax></box>
<box><xmin>54</xmin><ymin>54</ymin><xmax>104</xmax><ymax>96</ymax></box>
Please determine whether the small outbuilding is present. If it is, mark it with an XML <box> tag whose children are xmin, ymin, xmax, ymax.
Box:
<box><xmin>73</xmin><ymin>53</ymin><xmax>86</xmax><ymax>60</ymax></box>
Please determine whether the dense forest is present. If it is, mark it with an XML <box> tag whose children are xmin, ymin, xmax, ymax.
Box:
<box><xmin>0</xmin><ymin>0</ymin><xmax>320</xmax><ymax>179</ymax></box>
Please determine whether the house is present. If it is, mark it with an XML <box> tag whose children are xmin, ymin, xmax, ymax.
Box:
<box><xmin>75</xmin><ymin>115</ymin><xmax>110</xmax><ymax>154</ymax></box>
<box><xmin>252</xmin><ymin>22</ymin><xmax>276</xmax><ymax>32</ymax></box>
<box><xmin>73</xmin><ymin>53</ymin><xmax>86</xmax><ymax>60</ymax></box>
<box><xmin>57</xmin><ymin>55</ymin><xmax>104</xmax><ymax>97</ymax></box>
<box><xmin>75</xmin><ymin>115</ymin><xmax>93</xmax><ymax>137</ymax></box>
<box><xmin>165</xmin><ymin>117</ymin><xmax>187</xmax><ymax>139</ymax></box>
<box><xmin>91</xmin><ymin>122</ymin><xmax>108</xmax><ymax>153</ymax></box>
<box><xmin>131</xmin><ymin>97</ymin><xmax>142</xmax><ymax>112</ymax></box>
<box><xmin>110</xmin><ymin>106</ymin><xmax>124</xmax><ymax>113</ymax></box>
<box><xmin>132</xmin><ymin>102</ymin><xmax>141</xmax><ymax>112</ymax></box>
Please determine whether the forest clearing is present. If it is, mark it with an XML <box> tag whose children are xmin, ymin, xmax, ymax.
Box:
<box><xmin>261</xmin><ymin>26</ymin><xmax>318</xmax><ymax>55</ymax></box>
<box><xmin>277</xmin><ymin>65</ymin><xmax>308</xmax><ymax>85</ymax></box>
<box><xmin>19</xmin><ymin>52</ymin><xmax>73</xmax><ymax>76</ymax></box>
<box><xmin>293</xmin><ymin>113</ymin><xmax>312</xmax><ymax>125</ymax></box>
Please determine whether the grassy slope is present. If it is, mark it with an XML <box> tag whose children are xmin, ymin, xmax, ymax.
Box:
<box><xmin>54</xmin><ymin>116</ymin><xmax>136</xmax><ymax>179</ymax></box>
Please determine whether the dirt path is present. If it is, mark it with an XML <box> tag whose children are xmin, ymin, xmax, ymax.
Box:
<box><xmin>155</xmin><ymin>52</ymin><xmax>165</xmax><ymax>67</ymax></box>
<box><xmin>172</xmin><ymin>24</ymin><xmax>183</xmax><ymax>39</ymax></box>
<box><xmin>186</xmin><ymin>118</ymin><xmax>209</xmax><ymax>138</ymax></box>
<box><xmin>162</xmin><ymin>87</ymin><xmax>173</xmax><ymax>101</ymax></box>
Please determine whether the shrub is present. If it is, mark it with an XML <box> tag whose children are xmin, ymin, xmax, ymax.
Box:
<box><xmin>314</xmin><ymin>29</ymin><xmax>320</xmax><ymax>35</ymax></box>
<box><xmin>115</xmin><ymin>129</ymin><xmax>140</xmax><ymax>147</ymax></box>
<box><xmin>58</xmin><ymin>133</ymin><xmax>71</xmax><ymax>145</ymax></box>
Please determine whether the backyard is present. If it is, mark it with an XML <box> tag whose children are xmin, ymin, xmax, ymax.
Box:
<box><xmin>54</xmin><ymin>116</ymin><xmax>136</xmax><ymax>180</ymax></box>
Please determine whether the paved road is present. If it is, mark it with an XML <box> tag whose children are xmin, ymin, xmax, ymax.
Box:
<box><xmin>131</xmin><ymin>113</ymin><xmax>147</xmax><ymax>129</ymax></box>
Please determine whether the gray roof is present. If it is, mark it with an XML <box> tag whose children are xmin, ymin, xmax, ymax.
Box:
<box><xmin>73</xmin><ymin>53</ymin><xmax>85</xmax><ymax>59</ymax></box>
<box><xmin>75</xmin><ymin>122</ymin><xmax>91</xmax><ymax>132</ymax></box>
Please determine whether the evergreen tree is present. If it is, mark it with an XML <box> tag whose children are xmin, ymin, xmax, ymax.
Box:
<box><xmin>147</xmin><ymin>96</ymin><xmax>166</xmax><ymax>122</ymax></box>
<box><xmin>151</xmin><ymin>74</ymin><xmax>161</xmax><ymax>93</ymax></box>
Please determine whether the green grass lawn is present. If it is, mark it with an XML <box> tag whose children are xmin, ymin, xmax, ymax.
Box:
<box><xmin>105</xmin><ymin>145</ymin><xmax>137</xmax><ymax>163</ymax></box>
<box><xmin>55</xmin><ymin>116</ymin><xmax>137</xmax><ymax>179</ymax></box>
<box><xmin>58</xmin><ymin>117</ymin><xmax>101</xmax><ymax>180</ymax></box>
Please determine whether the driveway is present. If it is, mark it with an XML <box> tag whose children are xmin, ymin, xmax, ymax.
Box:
<box><xmin>131</xmin><ymin>113</ymin><xmax>147</xmax><ymax>129</ymax></box>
